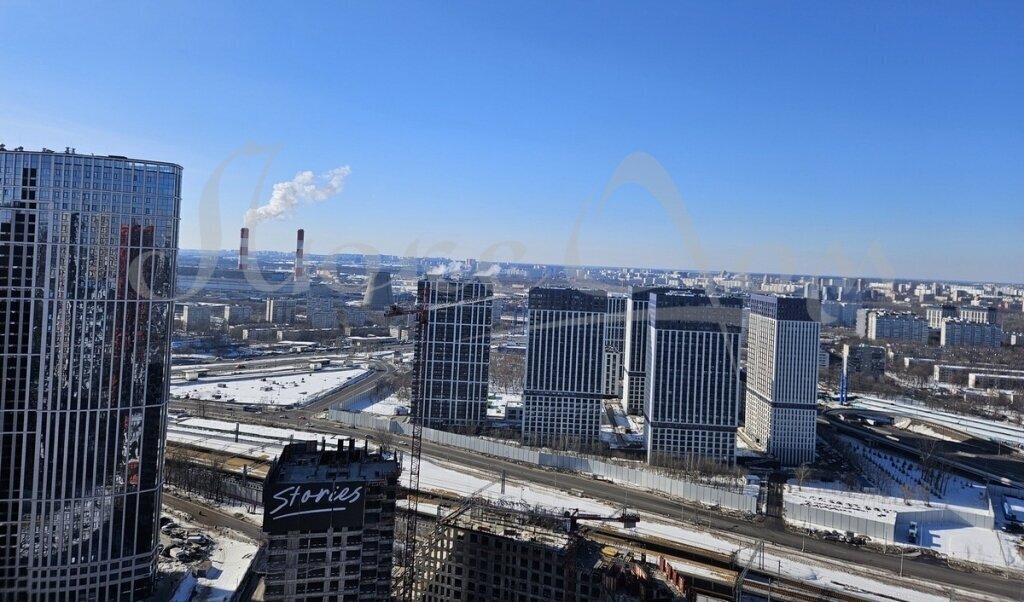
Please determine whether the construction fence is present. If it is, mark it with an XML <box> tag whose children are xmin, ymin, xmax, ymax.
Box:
<box><xmin>327</xmin><ymin>408</ymin><xmax>759</xmax><ymax>514</ymax></box>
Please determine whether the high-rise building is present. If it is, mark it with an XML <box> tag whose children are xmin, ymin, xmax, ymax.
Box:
<box><xmin>957</xmin><ymin>305</ymin><xmax>999</xmax><ymax>325</ymax></box>
<box><xmin>603</xmin><ymin>294</ymin><xmax>628</xmax><ymax>397</ymax></box>
<box><xmin>842</xmin><ymin>344</ymin><xmax>887</xmax><ymax>377</ymax></box>
<box><xmin>622</xmin><ymin>287</ymin><xmax>675</xmax><ymax>415</ymax></box>
<box><xmin>645</xmin><ymin>292</ymin><xmax>743</xmax><ymax>465</ymax></box>
<box><xmin>523</xmin><ymin>287</ymin><xmax>607</xmax><ymax>447</ymax></box>
<box><xmin>0</xmin><ymin>147</ymin><xmax>180</xmax><ymax>600</ymax></box>
<box><xmin>925</xmin><ymin>304</ymin><xmax>959</xmax><ymax>329</ymax></box>
<box><xmin>743</xmin><ymin>295</ymin><xmax>821</xmax><ymax>466</ymax></box>
<box><xmin>940</xmin><ymin>319</ymin><xmax>1003</xmax><ymax>348</ymax></box>
<box><xmin>413</xmin><ymin>277</ymin><xmax>493</xmax><ymax>428</ymax></box>
<box><xmin>860</xmin><ymin>309</ymin><xmax>929</xmax><ymax>342</ymax></box>
<box><xmin>262</xmin><ymin>440</ymin><xmax>400</xmax><ymax>601</ymax></box>
<box><xmin>265</xmin><ymin>297</ymin><xmax>298</xmax><ymax>325</ymax></box>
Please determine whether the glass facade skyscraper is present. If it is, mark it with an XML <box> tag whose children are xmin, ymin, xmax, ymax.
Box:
<box><xmin>0</xmin><ymin>148</ymin><xmax>180</xmax><ymax>599</ymax></box>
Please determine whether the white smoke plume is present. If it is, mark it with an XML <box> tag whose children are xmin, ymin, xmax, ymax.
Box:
<box><xmin>474</xmin><ymin>264</ymin><xmax>501</xmax><ymax>277</ymax></box>
<box><xmin>427</xmin><ymin>261</ymin><xmax>465</xmax><ymax>277</ymax></box>
<box><xmin>245</xmin><ymin>165</ymin><xmax>351</xmax><ymax>226</ymax></box>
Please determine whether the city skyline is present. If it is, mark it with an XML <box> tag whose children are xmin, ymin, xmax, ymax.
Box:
<box><xmin>2</xmin><ymin>1</ymin><xmax>1021</xmax><ymax>282</ymax></box>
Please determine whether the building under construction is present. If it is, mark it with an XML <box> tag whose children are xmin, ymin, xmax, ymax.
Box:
<box><xmin>410</xmin><ymin>502</ymin><xmax>685</xmax><ymax>602</ymax></box>
<box><xmin>261</xmin><ymin>440</ymin><xmax>400</xmax><ymax>601</ymax></box>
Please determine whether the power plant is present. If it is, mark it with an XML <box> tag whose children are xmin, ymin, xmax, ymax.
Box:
<box><xmin>294</xmin><ymin>228</ymin><xmax>305</xmax><ymax>280</ymax></box>
<box><xmin>363</xmin><ymin>271</ymin><xmax>394</xmax><ymax>310</ymax></box>
<box><xmin>238</xmin><ymin>227</ymin><xmax>250</xmax><ymax>271</ymax></box>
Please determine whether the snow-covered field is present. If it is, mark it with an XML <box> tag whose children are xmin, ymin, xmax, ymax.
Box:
<box><xmin>170</xmin><ymin>368</ymin><xmax>367</xmax><ymax>407</ymax></box>
<box><xmin>348</xmin><ymin>393</ymin><xmax>409</xmax><ymax>416</ymax></box>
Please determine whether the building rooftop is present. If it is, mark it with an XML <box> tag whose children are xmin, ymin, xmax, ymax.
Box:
<box><xmin>269</xmin><ymin>439</ymin><xmax>399</xmax><ymax>484</ymax></box>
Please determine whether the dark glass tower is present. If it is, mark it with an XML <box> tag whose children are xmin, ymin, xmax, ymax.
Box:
<box><xmin>0</xmin><ymin>148</ymin><xmax>180</xmax><ymax>600</ymax></box>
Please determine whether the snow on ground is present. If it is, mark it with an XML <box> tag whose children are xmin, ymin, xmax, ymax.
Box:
<box><xmin>193</xmin><ymin>535</ymin><xmax>258</xmax><ymax>601</ymax></box>
<box><xmin>839</xmin><ymin>437</ymin><xmax>991</xmax><ymax>513</ymax></box>
<box><xmin>919</xmin><ymin>523</ymin><xmax>1015</xmax><ymax>567</ymax></box>
<box><xmin>170</xmin><ymin>368</ymin><xmax>367</xmax><ymax>407</ymax></box>
<box><xmin>412</xmin><ymin>455</ymin><xmax>980</xmax><ymax>602</ymax></box>
<box><xmin>167</xmin><ymin>417</ymin><xmax>346</xmax><ymax>460</ymax></box>
<box><xmin>348</xmin><ymin>393</ymin><xmax>409</xmax><ymax>416</ymax></box>
<box><xmin>902</xmin><ymin>421</ymin><xmax>962</xmax><ymax>442</ymax></box>
<box><xmin>162</xmin><ymin>510</ymin><xmax>258</xmax><ymax>602</ymax></box>
<box><xmin>486</xmin><ymin>392</ymin><xmax>522</xmax><ymax>418</ymax></box>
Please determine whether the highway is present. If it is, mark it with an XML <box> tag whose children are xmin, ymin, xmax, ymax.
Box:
<box><xmin>169</xmin><ymin>401</ymin><xmax>1022</xmax><ymax>600</ymax></box>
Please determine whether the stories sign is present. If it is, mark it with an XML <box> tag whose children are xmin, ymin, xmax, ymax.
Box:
<box><xmin>263</xmin><ymin>481</ymin><xmax>366</xmax><ymax>534</ymax></box>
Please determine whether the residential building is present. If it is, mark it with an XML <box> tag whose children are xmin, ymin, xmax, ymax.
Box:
<box><xmin>603</xmin><ymin>294</ymin><xmax>628</xmax><ymax>397</ymax></box>
<box><xmin>179</xmin><ymin>302</ymin><xmax>214</xmax><ymax>332</ymax></box>
<box><xmin>865</xmin><ymin>310</ymin><xmax>929</xmax><ymax>342</ymax></box>
<box><xmin>523</xmin><ymin>287</ymin><xmax>607</xmax><ymax>447</ymax></box>
<box><xmin>262</xmin><ymin>440</ymin><xmax>400</xmax><ymax>602</ymax></box>
<box><xmin>645</xmin><ymin>292</ymin><xmax>743</xmax><ymax>465</ymax></box>
<box><xmin>820</xmin><ymin>300</ymin><xmax>861</xmax><ymax>327</ymax></box>
<box><xmin>413</xmin><ymin>277</ymin><xmax>493</xmax><ymax>428</ymax></box>
<box><xmin>940</xmin><ymin>320</ymin><xmax>1003</xmax><ymax>348</ymax></box>
<box><xmin>265</xmin><ymin>297</ymin><xmax>298</xmax><ymax>325</ymax></box>
<box><xmin>224</xmin><ymin>303</ymin><xmax>254</xmax><ymax>325</ymax></box>
<box><xmin>622</xmin><ymin>287</ymin><xmax>675</xmax><ymax>415</ymax></box>
<box><xmin>925</xmin><ymin>304</ymin><xmax>959</xmax><ymax>329</ymax></box>
<box><xmin>843</xmin><ymin>344</ymin><xmax>887</xmax><ymax>377</ymax></box>
<box><xmin>958</xmin><ymin>305</ymin><xmax>999</xmax><ymax>325</ymax></box>
<box><xmin>743</xmin><ymin>295</ymin><xmax>821</xmax><ymax>466</ymax></box>
<box><xmin>0</xmin><ymin>147</ymin><xmax>180</xmax><ymax>600</ymax></box>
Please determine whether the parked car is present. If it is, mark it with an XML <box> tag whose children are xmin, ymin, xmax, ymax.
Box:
<box><xmin>908</xmin><ymin>521</ymin><xmax>918</xmax><ymax>544</ymax></box>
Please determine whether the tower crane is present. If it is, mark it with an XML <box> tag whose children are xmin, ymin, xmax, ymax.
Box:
<box><xmin>383</xmin><ymin>283</ymin><xmax>484</xmax><ymax>602</ymax></box>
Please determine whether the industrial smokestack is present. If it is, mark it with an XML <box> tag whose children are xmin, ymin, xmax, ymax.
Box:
<box><xmin>238</xmin><ymin>227</ymin><xmax>250</xmax><ymax>271</ymax></box>
<box><xmin>295</xmin><ymin>228</ymin><xmax>305</xmax><ymax>280</ymax></box>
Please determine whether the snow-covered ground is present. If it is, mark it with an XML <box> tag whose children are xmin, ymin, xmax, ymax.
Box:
<box><xmin>347</xmin><ymin>393</ymin><xmax>409</xmax><ymax>416</ymax></box>
<box><xmin>410</xmin><ymin>455</ymin><xmax>995</xmax><ymax>602</ymax></box>
<box><xmin>170</xmin><ymin>367</ymin><xmax>367</xmax><ymax>407</ymax></box>
<box><xmin>169</xmin><ymin>416</ymin><xmax>1009</xmax><ymax>599</ymax></box>
<box><xmin>167</xmin><ymin>417</ymin><xmax>342</xmax><ymax>461</ymax></box>
<box><xmin>162</xmin><ymin>509</ymin><xmax>258</xmax><ymax>602</ymax></box>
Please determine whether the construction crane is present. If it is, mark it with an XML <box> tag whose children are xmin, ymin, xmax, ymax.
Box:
<box><xmin>384</xmin><ymin>283</ymin><xmax>485</xmax><ymax>602</ymax></box>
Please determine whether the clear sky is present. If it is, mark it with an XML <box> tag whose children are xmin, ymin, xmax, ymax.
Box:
<box><xmin>2</xmin><ymin>1</ymin><xmax>1022</xmax><ymax>282</ymax></box>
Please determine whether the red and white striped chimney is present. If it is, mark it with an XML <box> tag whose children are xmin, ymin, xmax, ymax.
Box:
<box><xmin>294</xmin><ymin>228</ymin><xmax>305</xmax><ymax>279</ymax></box>
<box><xmin>238</xmin><ymin>227</ymin><xmax>250</xmax><ymax>271</ymax></box>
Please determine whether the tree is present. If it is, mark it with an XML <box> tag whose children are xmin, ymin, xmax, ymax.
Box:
<box><xmin>795</xmin><ymin>463</ymin><xmax>812</xmax><ymax>490</ymax></box>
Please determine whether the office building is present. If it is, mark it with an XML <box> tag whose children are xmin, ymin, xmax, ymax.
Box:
<box><xmin>265</xmin><ymin>297</ymin><xmax>298</xmax><ymax>325</ymax></box>
<box><xmin>843</xmin><ymin>344</ymin><xmax>887</xmax><ymax>377</ymax></box>
<box><xmin>0</xmin><ymin>147</ymin><xmax>180</xmax><ymax>600</ymax></box>
<box><xmin>413</xmin><ymin>277</ymin><xmax>493</xmax><ymax>428</ymax></box>
<box><xmin>622</xmin><ymin>287</ymin><xmax>674</xmax><ymax>415</ymax></box>
<box><xmin>645</xmin><ymin>292</ymin><xmax>743</xmax><ymax>465</ymax></box>
<box><xmin>523</xmin><ymin>287</ymin><xmax>607</xmax><ymax>447</ymax></box>
<box><xmin>743</xmin><ymin>295</ymin><xmax>821</xmax><ymax>466</ymax></box>
<box><xmin>262</xmin><ymin>440</ymin><xmax>400</xmax><ymax>601</ymax></box>
<box><xmin>940</xmin><ymin>320</ymin><xmax>1003</xmax><ymax>348</ymax></box>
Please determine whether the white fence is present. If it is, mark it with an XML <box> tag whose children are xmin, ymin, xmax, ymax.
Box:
<box><xmin>328</xmin><ymin>408</ymin><xmax>758</xmax><ymax>513</ymax></box>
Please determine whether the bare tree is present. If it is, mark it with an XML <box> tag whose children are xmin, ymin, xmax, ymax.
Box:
<box><xmin>795</xmin><ymin>463</ymin><xmax>812</xmax><ymax>490</ymax></box>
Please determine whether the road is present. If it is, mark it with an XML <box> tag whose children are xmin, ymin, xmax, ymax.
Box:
<box><xmin>163</xmin><ymin>492</ymin><xmax>263</xmax><ymax>540</ymax></box>
<box><xmin>169</xmin><ymin>401</ymin><xmax>1021</xmax><ymax>600</ymax></box>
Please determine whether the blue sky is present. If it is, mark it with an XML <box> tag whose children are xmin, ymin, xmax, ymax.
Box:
<box><xmin>2</xmin><ymin>1</ymin><xmax>1022</xmax><ymax>282</ymax></box>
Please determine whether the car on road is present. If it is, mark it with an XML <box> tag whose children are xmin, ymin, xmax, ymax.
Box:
<box><xmin>908</xmin><ymin>521</ymin><xmax>918</xmax><ymax>544</ymax></box>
